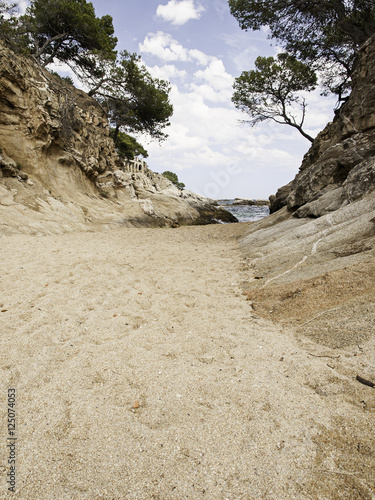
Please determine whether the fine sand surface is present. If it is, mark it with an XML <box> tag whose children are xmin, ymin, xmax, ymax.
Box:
<box><xmin>0</xmin><ymin>223</ymin><xmax>374</xmax><ymax>499</ymax></box>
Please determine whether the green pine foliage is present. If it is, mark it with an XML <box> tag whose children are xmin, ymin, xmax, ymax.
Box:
<box><xmin>229</xmin><ymin>0</ymin><xmax>375</xmax><ymax>139</ymax></box>
<box><xmin>88</xmin><ymin>51</ymin><xmax>173</xmax><ymax>142</ymax></box>
<box><xmin>232</xmin><ymin>53</ymin><xmax>317</xmax><ymax>142</ymax></box>
<box><xmin>229</xmin><ymin>0</ymin><xmax>375</xmax><ymax>98</ymax></box>
<box><xmin>22</xmin><ymin>0</ymin><xmax>117</xmax><ymax>68</ymax></box>
<box><xmin>162</xmin><ymin>171</ymin><xmax>185</xmax><ymax>190</ymax></box>
<box><xmin>110</xmin><ymin>130</ymin><xmax>148</xmax><ymax>160</ymax></box>
<box><xmin>0</xmin><ymin>0</ymin><xmax>173</xmax><ymax>156</ymax></box>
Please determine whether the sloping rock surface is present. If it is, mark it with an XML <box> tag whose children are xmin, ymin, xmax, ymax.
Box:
<box><xmin>241</xmin><ymin>33</ymin><xmax>375</xmax><ymax>354</ymax></box>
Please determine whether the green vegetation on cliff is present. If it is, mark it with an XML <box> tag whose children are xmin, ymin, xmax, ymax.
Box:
<box><xmin>162</xmin><ymin>171</ymin><xmax>185</xmax><ymax>191</ymax></box>
<box><xmin>87</xmin><ymin>51</ymin><xmax>173</xmax><ymax>143</ymax></box>
<box><xmin>22</xmin><ymin>0</ymin><xmax>117</xmax><ymax>69</ymax></box>
<box><xmin>229</xmin><ymin>0</ymin><xmax>375</xmax><ymax>138</ymax></box>
<box><xmin>229</xmin><ymin>0</ymin><xmax>375</xmax><ymax>98</ymax></box>
<box><xmin>0</xmin><ymin>0</ymin><xmax>173</xmax><ymax>153</ymax></box>
<box><xmin>232</xmin><ymin>53</ymin><xmax>317</xmax><ymax>142</ymax></box>
<box><xmin>111</xmin><ymin>130</ymin><xmax>148</xmax><ymax>161</ymax></box>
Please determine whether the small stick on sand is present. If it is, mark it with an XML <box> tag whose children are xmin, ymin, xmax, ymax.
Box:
<box><xmin>307</xmin><ymin>353</ymin><xmax>340</xmax><ymax>359</ymax></box>
<box><xmin>356</xmin><ymin>375</ymin><xmax>375</xmax><ymax>388</ymax></box>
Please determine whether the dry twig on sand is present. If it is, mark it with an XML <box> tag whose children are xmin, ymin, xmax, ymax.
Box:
<box><xmin>356</xmin><ymin>375</ymin><xmax>375</xmax><ymax>388</ymax></box>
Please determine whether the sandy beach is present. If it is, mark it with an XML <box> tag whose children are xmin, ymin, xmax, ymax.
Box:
<box><xmin>1</xmin><ymin>223</ymin><xmax>374</xmax><ymax>499</ymax></box>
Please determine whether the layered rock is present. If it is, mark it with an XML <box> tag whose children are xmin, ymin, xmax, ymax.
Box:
<box><xmin>240</xmin><ymin>35</ymin><xmax>375</xmax><ymax>350</ymax></box>
<box><xmin>270</xmin><ymin>34</ymin><xmax>375</xmax><ymax>217</ymax></box>
<box><xmin>0</xmin><ymin>41</ymin><xmax>236</xmax><ymax>234</ymax></box>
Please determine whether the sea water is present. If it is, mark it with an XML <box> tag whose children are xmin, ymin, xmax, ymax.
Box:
<box><xmin>218</xmin><ymin>200</ymin><xmax>270</xmax><ymax>222</ymax></box>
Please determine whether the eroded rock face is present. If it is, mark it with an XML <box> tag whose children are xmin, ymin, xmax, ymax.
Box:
<box><xmin>270</xmin><ymin>34</ymin><xmax>375</xmax><ymax>217</ymax></box>
<box><xmin>0</xmin><ymin>42</ymin><xmax>235</xmax><ymax>233</ymax></box>
<box><xmin>0</xmin><ymin>43</ymin><xmax>117</xmax><ymax>186</ymax></box>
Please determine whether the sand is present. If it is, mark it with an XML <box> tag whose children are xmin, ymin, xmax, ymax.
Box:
<box><xmin>1</xmin><ymin>223</ymin><xmax>374</xmax><ymax>499</ymax></box>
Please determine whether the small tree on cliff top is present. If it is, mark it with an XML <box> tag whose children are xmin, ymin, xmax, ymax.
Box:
<box><xmin>86</xmin><ymin>51</ymin><xmax>173</xmax><ymax>142</ymax></box>
<box><xmin>229</xmin><ymin>0</ymin><xmax>375</xmax><ymax>141</ymax></box>
<box><xmin>162</xmin><ymin>171</ymin><xmax>185</xmax><ymax>190</ymax></box>
<box><xmin>232</xmin><ymin>53</ymin><xmax>317</xmax><ymax>142</ymax></box>
<box><xmin>229</xmin><ymin>0</ymin><xmax>375</xmax><ymax>98</ymax></box>
<box><xmin>111</xmin><ymin>130</ymin><xmax>149</xmax><ymax>161</ymax></box>
<box><xmin>0</xmin><ymin>0</ymin><xmax>173</xmax><ymax>147</ymax></box>
<box><xmin>21</xmin><ymin>0</ymin><xmax>117</xmax><ymax>70</ymax></box>
<box><xmin>23</xmin><ymin>3</ymin><xmax>173</xmax><ymax>143</ymax></box>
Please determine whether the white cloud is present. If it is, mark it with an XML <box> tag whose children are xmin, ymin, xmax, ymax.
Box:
<box><xmin>189</xmin><ymin>83</ymin><xmax>224</xmax><ymax>103</ymax></box>
<box><xmin>14</xmin><ymin>0</ymin><xmax>28</xmax><ymax>14</ymax></box>
<box><xmin>147</xmin><ymin>87</ymin><xmax>258</xmax><ymax>170</ymax></box>
<box><xmin>188</xmin><ymin>48</ymin><xmax>212</xmax><ymax>67</ymax></box>
<box><xmin>156</xmin><ymin>0</ymin><xmax>205</xmax><ymax>26</ymax></box>
<box><xmin>139</xmin><ymin>32</ymin><xmax>214</xmax><ymax>67</ymax></box>
<box><xmin>139</xmin><ymin>33</ymin><xmax>234</xmax><ymax>104</ymax></box>
<box><xmin>140</xmin><ymin>32</ymin><xmax>190</xmax><ymax>62</ymax></box>
<box><xmin>187</xmin><ymin>60</ymin><xmax>234</xmax><ymax>103</ymax></box>
<box><xmin>147</xmin><ymin>64</ymin><xmax>187</xmax><ymax>81</ymax></box>
<box><xmin>138</xmin><ymin>33</ymin><xmax>336</xmax><ymax>197</ymax></box>
<box><xmin>194</xmin><ymin>60</ymin><xmax>234</xmax><ymax>91</ymax></box>
<box><xmin>139</xmin><ymin>36</ymin><xmax>301</xmax><ymax>196</ymax></box>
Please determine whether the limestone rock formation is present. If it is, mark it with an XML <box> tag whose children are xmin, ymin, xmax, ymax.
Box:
<box><xmin>0</xmin><ymin>42</ymin><xmax>236</xmax><ymax>234</ymax></box>
<box><xmin>270</xmin><ymin>34</ymin><xmax>375</xmax><ymax>217</ymax></box>
<box><xmin>240</xmin><ymin>35</ymin><xmax>375</xmax><ymax>351</ymax></box>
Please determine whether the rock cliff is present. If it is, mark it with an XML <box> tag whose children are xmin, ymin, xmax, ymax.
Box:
<box><xmin>0</xmin><ymin>41</ymin><xmax>236</xmax><ymax>234</ymax></box>
<box><xmin>239</xmin><ymin>35</ymin><xmax>375</xmax><ymax>351</ymax></box>
<box><xmin>270</xmin><ymin>34</ymin><xmax>375</xmax><ymax>217</ymax></box>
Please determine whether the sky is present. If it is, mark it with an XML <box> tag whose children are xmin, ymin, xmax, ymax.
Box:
<box><xmin>16</xmin><ymin>0</ymin><xmax>337</xmax><ymax>199</ymax></box>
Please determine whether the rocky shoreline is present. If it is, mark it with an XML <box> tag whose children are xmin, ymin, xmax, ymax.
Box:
<box><xmin>0</xmin><ymin>40</ymin><xmax>236</xmax><ymax>233</ymax></box>
<box><xmin>219</xmin><ymin>198</ymin><xmax>270</xmax><ymax>206</ymax></box>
